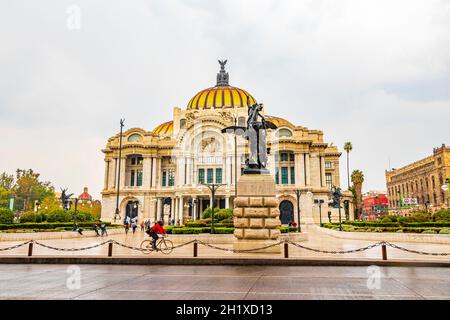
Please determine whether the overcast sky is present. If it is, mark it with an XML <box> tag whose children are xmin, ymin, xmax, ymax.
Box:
<box><xmin>1</xmin><ymin>0</ymin><xmax>449</xmax><ymax>198</ymax></box>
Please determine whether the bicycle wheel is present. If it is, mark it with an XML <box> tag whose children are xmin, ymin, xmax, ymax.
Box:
<box><xmin>157</xmin><ymin>239</ymin><xmax>173</xmax><ymax>254</ymax></box>
<box><xmin>140</xmin><ymin>240</ymin><xmax>153</xmax><ymax>254</ymax></box>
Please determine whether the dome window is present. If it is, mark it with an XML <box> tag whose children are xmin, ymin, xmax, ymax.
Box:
<box><xmin>180</xmin><ymin>119</ymin><xmax>187</xmax><ymax>129</ymax></box>
<box><xmin>277</xmin><ymin>129</ymin><xmax>293</xmax><ymax>137</ymax></box>
<box><xmin>127</xmin><ymin>134</ymin><xmax>142</xmax><ymax>143</ymax></box>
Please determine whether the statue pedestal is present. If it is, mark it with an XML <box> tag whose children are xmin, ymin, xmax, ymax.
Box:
<box><xmin>233</xmin><ymin>174</ymin><xmax>281</xmax><ymax>254</ymax></box>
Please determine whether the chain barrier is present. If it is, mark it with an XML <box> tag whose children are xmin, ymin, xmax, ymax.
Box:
<box><xmin>384</xmin><ymin>242</ymin><xmax>450</xmax><ymax>256</ymax></box>
<box><xmin>285</xmin><ymin>240</ymin><xmax>383</xmax><ymax>254</ymax></box>
<box><xmin>0</xmin><ymin>240</ymin><xmax>33</xmax><ymax>251</ymax></box>
<box><xmin>1</xmin><ymin>238</ymin><xmax>450</xmax><ymax>257</ymax></box>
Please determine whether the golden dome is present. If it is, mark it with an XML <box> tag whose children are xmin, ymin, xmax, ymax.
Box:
<box><xmin>187</xmin><ymin>60</ymin><xmax>257</xmax><ymax>110</ymax></box>
<box><xmin>265</xmin><ymin>115</ymin><xmax>294</xmax><ymax>128</ymax></box>
<box><xmin>152</xmin><ymin>121</ymin><xmax>173</xmax><ymax>135</ymax></box>
<box><xmin>187</xmin><ymin>86</ymin><xmax>256</xmax><ymax>110</ymax></box>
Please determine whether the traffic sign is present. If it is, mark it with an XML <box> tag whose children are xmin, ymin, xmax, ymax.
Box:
<box><xmin>443</xmin><ymin>184</ymin><xmax>449</xmax><ymax>191</ymax></box>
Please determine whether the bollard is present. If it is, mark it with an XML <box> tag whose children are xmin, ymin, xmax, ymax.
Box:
<box><xmin>108</xmin><ymin>242</ymin><xmax>113</xmax><ymax>257</ymax></box>
<box><xmin>284</xmin><ymin>242</ymin><xmax>289</xmax><ymax>258</ymax></box>
<box><xmin>193</xmin><ymin>242</ymin><xmax>198</xmax><ymax>257</ymax></box>
<box><xmin>28</xmin><ymin>242</ymin><xmax>33</xmax><ymax>257</ymax></box>
<box><xmin>381</xmin><ymin>243</ymin><xmax>387</xmax><ymax>260</ymax></box>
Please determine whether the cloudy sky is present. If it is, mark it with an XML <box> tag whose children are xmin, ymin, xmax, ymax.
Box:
<box><xmin>1</xmin><ymin>0</ymin><xmax>449</xmax><ymax>198</ymax></box>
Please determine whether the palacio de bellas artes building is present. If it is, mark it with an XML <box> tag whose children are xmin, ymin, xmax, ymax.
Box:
<box><xmin>100</xmin><ymin>61</ymin><xmax>353</xmax><ymax>226</ymax></box>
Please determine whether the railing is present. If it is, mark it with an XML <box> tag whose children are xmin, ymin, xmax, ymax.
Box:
<box><xmin>1</xmin><ymin>239</ymin><xmax>450</xmax><ymax>260</ymax></box>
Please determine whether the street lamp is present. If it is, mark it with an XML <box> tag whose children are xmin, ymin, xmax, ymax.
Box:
<box><xmin>203</xmin><ymin>183</ymin><xmax>225</xmax><ymax>234</ymax></box>
<box><xmin>294</xmin><ymin>189</ymin><xmax>302</xmax><ymax>232</ymax></box>
<box><xmin>72</xmin><ymin>197</ymin><xmax>79</xmax><ymax>231</ymax></box>
<box><xmin>314</xmin><ymin>199</ymin><xmax>325</xmax><ymax>227</ymax></box>
<box><xmin>114</xmin><ymin>118</ymin><xmax>125</xmax><ymax>223</ymax></box>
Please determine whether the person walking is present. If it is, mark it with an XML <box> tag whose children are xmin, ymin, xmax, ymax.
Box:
<box><xmin>132</xmin><ymin>221</ymin><xmax>137</xmax><ymax>234</ymax></box>
<box><xmin>92</xmin><ymin>224</ymin><xmax>100</xmax><ymax>236</ymax></box>
<box><xmin>140</xmin><ymin>220</ymin><xmax>145</xmax><ymax>232</ymax></box>
<box><xmin>124</xmin><ymin>223</ymin><xmax>130</xmax><ymax>235</ymax></box>
<box><xmin>100</xmin><ymin>223</ymin><xmax>108</xmax><ymax>237</ymax></box>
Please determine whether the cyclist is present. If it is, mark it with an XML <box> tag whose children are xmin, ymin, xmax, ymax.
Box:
<box><xmin>146</xmin><ymin>220</ymin><xmax>167</xmax><ymax>250</ymax></box>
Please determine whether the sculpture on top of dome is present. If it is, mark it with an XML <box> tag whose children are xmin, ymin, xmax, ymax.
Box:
<box><xmin>216</xmin><ymin>59</ymin><xmax>230</xmax><ymax>86</ymax></box>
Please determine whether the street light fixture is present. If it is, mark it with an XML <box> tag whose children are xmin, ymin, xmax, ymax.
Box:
<box><xmin>314</xmin><ymin>199</ymin><xmax>325</xmax><ymax>227</ymax></box>
<box><xmin>293</xmin><ymin>189</ymin><xmax>302</xmax><ymax>232</ymax></box>
<box><xmin>202</xmin><ymin>183</ymin><xmax>225</xmax><ymax>234</ymax></box>
<box><xmin>114</xmin><ymin>118</ymin><xmax>125</xmax><ymax>223</ymax></box>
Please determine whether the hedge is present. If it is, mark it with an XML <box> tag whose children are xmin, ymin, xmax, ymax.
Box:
<box><xmin>0</xmin><ymin>221</ymin><xmax>110</xmax><ymax>231</ymax></box>
<box><xmin>0</xmin><ymin>208</ymin><xmax>14</xmax><ymax>224</ymax></box>
<box><xmin>170</xmin><ymin>227</ymin><xmax>234</xmax><ymax>234</ymax></box>
<box><xmin>323</xmin><ymin>223</ymin><xmax>450</xmax><ymax>234</ymax></box>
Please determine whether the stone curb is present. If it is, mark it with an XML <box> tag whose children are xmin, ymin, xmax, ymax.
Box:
<box><xmin>1</xmin><ymin>256</ymin><xmax>449</xmax><ymax>267</ymax></box>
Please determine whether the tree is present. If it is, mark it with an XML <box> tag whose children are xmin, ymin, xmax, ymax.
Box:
<box><xmin>344</xmin><ymin>142</ymin><xmax>353</xmax><ymax>190</ymax></box>
<box><xmin>0</xmin><ymin>173</ymin><xmax>14</xmax><ymax>208</ymax></box>
<box><xmin>13</xmin><ymin>169</ymin><xmax>55</xmax><ymax>211</ymax></box>
<box><xmin>351</xmin><ymin>169</ymin><xmax>364</xmax><ymax>219</ymax></box>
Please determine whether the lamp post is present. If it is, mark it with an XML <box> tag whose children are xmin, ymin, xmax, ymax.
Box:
<box><xmin>294</xmin><ymin>189</ymin><xmax>302</xmax><ymax>232</ymax></box>
<box><xmin>314</xmin><ymin>199</ymin><xmax>324</xmax><ymax>227</ymax></box>
<box><xmin>203</xmin><ymin>183</ymin><xmax>225</xmax><ymax>234</ymax></box>
<box><xmin>114</xmin><ymin>118</ymin><xmax>125</xmax><ymax>223</ymax></box>
<box><xmin>72</xmin><ymin>198</ymin><xmax>79</xmax><ymax>231</ymax></box>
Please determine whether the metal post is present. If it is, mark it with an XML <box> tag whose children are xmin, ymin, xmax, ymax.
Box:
<box><xmin>284</xmin><ymin>242</ymin><xmax>289</xmax><ymax>258</ymax></box>
<box><xmin>28</xmin><ymin>242</ymin><xmax>33</xmax><ymax>257</ymax></box>
<box><xmin>234</xmin><ymin>117</ymin><xmax>238</xmax><ymax>203</ymax></box>
<box><xmin>295</xmin><ymin>189</ymin><xmax>301</xmax><ymax>232</ymax></box>
<box><xmin>193</xmin><ymin>242</ymin><xmax>198</xmax><ymax>257</ymax></box>
<box><xmin>338</xmin><ymin>200</ymin><xmax>342</xmax><ymax>231</ymax></box>
<box><xmin>381</xmin><ymin>243</ymin><xmax>387</xmax><ymax>260</ymax></box>
<box><xmin>114</xmin><ymin>119</ymin><xmax>125</xmax><ymax>223</ymax></box>
<box><xmin>319</xmin><ymin>202</ymin><xmax>322</xmax><ymax>227</ymax></box>
<box><xmin>108</xmin><ymin>242</ymin><xmax>113</xmax><ymax>257</ymax></box>
<box><xmin>73</xmin><ymin>198</ymin><xmax>78</xmax><ymax>231</ymax></box>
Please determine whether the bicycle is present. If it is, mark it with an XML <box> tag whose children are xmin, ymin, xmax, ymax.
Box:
<box><xmin>140</xmin><ymin>234</ymin><xmax>173</xmax><ymax>254</ymax></box>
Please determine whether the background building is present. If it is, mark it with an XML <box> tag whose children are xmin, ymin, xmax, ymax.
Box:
<box><xmin>386</xmin><ymin>144</ymin><xmax>450</xmax><ymax>212</ymax></box>
<box><xmin>101</xmin><ymin>61</ymin><xmax>352</xmax><ymax>225</ymax></box>
<box><xmin>362</xmin><ymin>191</ymin><xmax>389</xmax><ymax>220</ymax></box>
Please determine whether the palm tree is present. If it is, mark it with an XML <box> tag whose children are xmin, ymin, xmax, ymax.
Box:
<box><xmin>344</xmin><ymin>142</ymin><xmax>353</xmax><ymax>190</ymax></box>
<box><xmin>351</xmin><ymin>169</ymin><xmax>365</xmax><ymax>219</ymax></box>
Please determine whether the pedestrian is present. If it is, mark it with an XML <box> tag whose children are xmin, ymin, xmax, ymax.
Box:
<box><xmin>140</xmin><ymin>220</ymin><xmax>145</xmax><ymax>232</ymax></box>
<box><xmin>92</xmin><ymin>224</ymin><xmax>100</xmax><ymax>236</ymax></box>
<box><xmin>132</xmin><ymin>221</ymin><xmax>137</xmax><ymax>234</ymax></box>
<box><xmin>77</xmin><ymin>227</ymin><xmax>83</xmax><ymax>235</ymax></box>
<box><xmin>100</xmin><ymin>223</ymin><xmax>108</xmax><ymax>237</ymax></box>
<box><xmin>124</xmin><ymin>223</ymin><xmax>130</xmax><ymax>235</ymax></box>
<box><xmin>171</xmin><ymin>218</ymin><xmax>175</xmax><ymax>226</ymax></box>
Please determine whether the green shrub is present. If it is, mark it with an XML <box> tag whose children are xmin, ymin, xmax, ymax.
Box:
<box><xmin>185</xmin><ymin>221</ymin><xmax>208</xmax><ymax>228</ymax></box>
<box><xmin>19</xmin><ymin>211</ymin><xmax>37</xmax><ymax>223</ymax></box>
<box><xmin>0</xmin><ymin>208</ymin><xmax>14</xmax><ymax>224</ymax></box>
<box><xmin>438</xmin><ymin>229</ymin><xmax>450</xmax><ymax>234</ymax></box>
<box><xmin>380</xmin><ymin>214</ymin><xmax>399</xmax><ymax>222</ymax></box>
<box><xmin>279</xmin><ymin>226</ymin><xmax>299</xmax><ymax>233</ymax></box>
<box><xmin>433</xmin><ymin>209</ymin><xmax>450</xmax><ymax>222</ymax></box>
<box><xmin>409</xmin><ymin>212</ymin><xmax>431</xmax><ymax>223</ymax></box>
<box><xmin>172</xmin><ymin>227</ymin><xmax>205</xmax><ymax>234</ymax></box>
<box><xmin>0</xmin><ymin>221</ymin><xmax>109</xmax><ymax>231</ymax></box>
<box><xmin>422</xmin><ymin>229</ymin><xmax>437</xmax><ymax>234</ymax></box>
<box><xmin>381</xmin><ymin>217</ymin><xmax>392</xmax><ymax>223</ymax></box>
<box><xmin>213</xmin><ymin>227</ymin><xmax>234</xmax><ymax>234</ymax></box>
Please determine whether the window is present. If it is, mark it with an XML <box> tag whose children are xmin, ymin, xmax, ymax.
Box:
<box><xmin>130</xmin><ymin>170</ymin><xmax>135</xmax><ymax>186</ymax></box>
<box><xmin>277</xmin><ymin>129</ymin><xmax>292</xmax><ymax>137</ymax></box>
<box><xmin>162</xmin><ymin>171</ymin><xmax>167</xmax><ymax>187</ymax></box>
<box><xmin>325</xmin><ymin>173</ymin><xmax>333</xmax><ymax>189</ymax></box>
<box><xmin>136</xmin><ymin>170</ymin><xmax>143</xmax><ymax>187</ymax></box>
<box><xmin>325</xmin><ymin>161</ymin><xmax>332</xmax><ymax>169</ymax></box>
<box><xmin>180</xmin><ymin>119</ymin><xmax>186</xmax><ymax>129</ymax></box>
<box><xmin>280</xmin><ymin>153</ymin><xmax>288</xmax><ymax>161</ymax></box>
<box><xmin>275</xmin><ymin>168</ymin><xmax>279</xmax><ymax>184</ymax></box>
<box><xmin>198</xmin><ymin>169</ymin><xmax>205</xmax><ymax>184</ymax></box>
<box><xmin>127</xmin><ymin>134</ymin><xmax>142</xmax><ymax>143</ymax></box>
<box><xmin>289</xmin><ymin>153</ymin><xmax>295</xmax><ymax>161</ymax></box>
<box><xmin>281</xmin><ymin>167</ymin><xmax>288</xmax><ymax>184</ymax></box>
<box><xmin>216</xmin><ymin>168</ymin><xmax>222</xmax><ymax>184</ymax></box>
<box><xmin>207</xmin><ymin>169</ymin><xmax>214</xmax><ymax>184</ymax></box>
<box><xmin>290</xmin><ymin>167</ymin><xmax>295</xmax><ymax>184</ymax></box>
<box><xmin>168</xmin><ymin>170</ymin><xmax>175</xmax><ymax>186</ymax></box>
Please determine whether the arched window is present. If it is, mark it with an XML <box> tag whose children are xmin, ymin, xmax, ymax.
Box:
<box><xmin>180</xmin><ymin>119</ymin><xmax>187</xmax><ymax>129</ymax></box>
<box><xmin>277</xmin><ymin>129</ymin><xmax>293</xmax><ymax>137</ymax></box>
<box><xmin>127</xmin><ymin>133</ymin><xmax>142</xmax><ymax>143</ymax></box>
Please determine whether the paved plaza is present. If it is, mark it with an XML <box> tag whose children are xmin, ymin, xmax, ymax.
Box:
<box><xmin>1</xmin><ymin>225</ymin><xmax>450</xmax><ymax>261</ymax></box>
<box><xmin>1</xmin><ymin>264</ymin><xmax>450</xmax><ymax>300</ymax></box>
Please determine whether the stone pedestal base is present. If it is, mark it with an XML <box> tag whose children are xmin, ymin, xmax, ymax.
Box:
<box><xmin>233</xmin><ymin>174</ymin><xmax>281</xmax><ymax>254</ymax></box>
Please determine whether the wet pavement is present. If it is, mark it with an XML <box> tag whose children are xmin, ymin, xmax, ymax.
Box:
<box><xmin>1</xmin><ymin>264</ymin><xmax>450</xmax><ymax>300</ymax></box>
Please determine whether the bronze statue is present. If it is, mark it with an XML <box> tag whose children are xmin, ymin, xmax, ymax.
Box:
<box><xmin>60</xmin><ymin>188</ymin><xmax>73</xmax><ymax>211</ymax></box>
<box><xmin>222</xmin><ymin>96</ymin><xmax>277</xmax><ymax>174</ymax></box>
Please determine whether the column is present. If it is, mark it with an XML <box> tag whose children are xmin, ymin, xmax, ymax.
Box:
<box><xmin>199</xmin><ymin>198</ymin><xmax>203</xmax><ymax>217</ymax></box>
<box><xmin>120</xmin><ymin>157</ymin><xmax>126</xmax><ymax>188</ymax></box>
<box><xmin>225</xmin><ymin>196</ymin><xmax>230</xmax><ymax>209</ymax></box>
<box><xmin>305</xmin><ymin>153</ymin><xmax>311</xmax><ymax>186</ymax></box>
<box><xmin>104</xmin><ymin>160</ymin><xmax>110</xmax><ymax>190</ymax></box>
<box><xmin>156</xmin><ymin>198</ymin><xmax>162</xmax><ymax>222</ymax></box>
<box><xmin>178</xmin><ymin>196</ymin><xmax>184</xmax><ymax>225</ymax></box>
<box><xmin>109</xmin><ymin>157</ymin><xmax>117</xmax><ymax>189</ymax></box>
<box><xmin>170</xmin><ymin>197</ymin><xmax>175</xmax><ymax>223</ymax></box>
<box><xmin>143</xmin><ymin>156</ymin><xmax>151</xmax><ymax>189</ymax></box>
<box><xmin>192</xmin><ymin>197</ymin><xmax>197</xmax><ymax>221</ymax></box>
<box><xmin>151</xmin><ymin>157</ymin><xmax>157</xmax><ymax>187</ymax></box>
<box><xmin>298</xmin><ymin>153</ymin><xmax>305</xmax><ymax>187</ymax></box>
<box><xmin>320</xmin><ymin>155</ymin><xmax>326</xmax><ymax>188</ymax></box>
<box><xmin>186</xmin><ymin>158</ymin><xmax>192</xmax><ymax>186</ymax></box>
<box><xmin>155</xmin><ymin>157</ymin><xmax>161</xmax><ymax>187</ymax></box>
<box><xmin>226</xmin><ymin>156</ymin><xmax>232</xmax><ymax>186</ymax></box>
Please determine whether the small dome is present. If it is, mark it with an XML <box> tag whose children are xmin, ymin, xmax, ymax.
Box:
<box><xmin>153</xmin><ymin>121</ymin><xmax>173</xmax><ymax>135</ymax></box>
<box><xmin>265</xmin><ymin>115</ymin><xmax>294</xmax><ymax>128</ymax></box>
